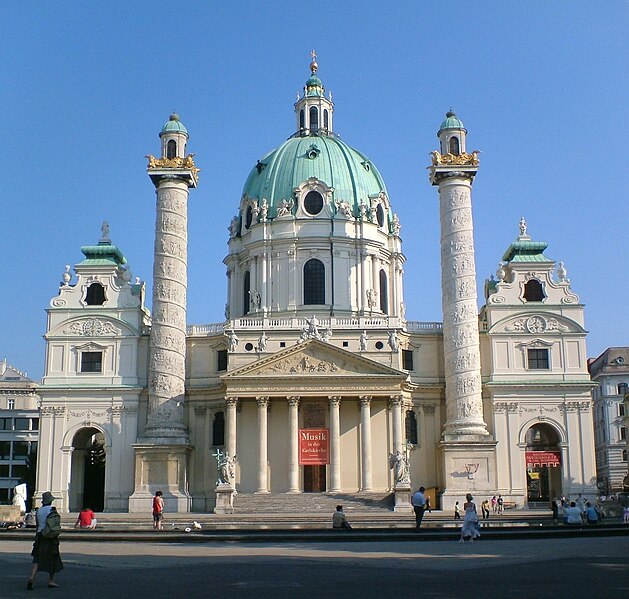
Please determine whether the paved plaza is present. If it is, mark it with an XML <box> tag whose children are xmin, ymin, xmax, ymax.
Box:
<box><xmin>2</xmin><ymin>535</ymin><xmax>628</xmax><ymax>598</ymax></box>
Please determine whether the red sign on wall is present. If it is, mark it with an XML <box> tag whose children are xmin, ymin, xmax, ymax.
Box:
<box><xmin>299</xmin><ymin>428</ymin><xmax>330</xmax><ymax>465</ymax></box>
<box><xmin>525</xmin><ymin>451</ymin><xmax>561</xmax><ymax>467</ymax></box>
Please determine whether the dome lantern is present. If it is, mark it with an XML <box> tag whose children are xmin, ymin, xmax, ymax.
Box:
<box><xmin>437</xmin><ymin>110</ymin><xmax>467</xmax><ymax>156</ymax></box>
<box><xmin>159</xmin><ymin>112</ymin><xmax>189</xmax><ymax>160</ymax></box>
<box><xmin>294</xmin><ymin>50</ymin><xmax>334</xmax><ymax>136</ymax></box>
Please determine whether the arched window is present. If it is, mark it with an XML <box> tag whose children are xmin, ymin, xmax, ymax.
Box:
<box><xmin>525</xmin><ymin>423</ymin><xmax>560</xmax><ymax>450</ymax></box>
<box><xmin>299</xmin><ymin>109</ymin><xmax>305</xmax><ymax>129</ymax></box>
<box><xmin>243</xmin><ymin>271</ymin><xmax>250</xmax><ymax>315</ymax></box>
<box><xmin>379</xmin><ymin>269</ymin><xmax>388</xmax><ymax>314</ymax></box>
<box><xmin>245</xmin><ymin>205</ymin><xmax>253</xmax><ymax>229</ymax></box>
<box><xmin>212</xmin><ymin>411</ymin><xmax>225</xmax><ymax>447</ymax></box>
<box><xmin>523</xmin><ymin>279</ymin><xmax>545</xmax><ymax>302</ymax></box>
<box><xmin>85</xmin><ymin>282</ymin><xmax>106</xmax><ymax>306</ymax></box>
<box><xmin>323</xmin><ymin>109</ymin><xmax>329</xmax><ymax>130</ymax></box>
<box><xmin>166</xmin><ymin>139</ymin><xmax>177</xmax><ymax>159</ymax></box>
<box><xmin>303</xmin><ymin>259</ymin><xmax>325</xmax><ymax>305</ymax></box>
<box><xmin>309</xmin><ymin>106</ymin><xmax>319</xmax><ymax>132</ymax></box>
<box><xmin>449</xmin><ymin>136</ymin><xmax>460</xmax><ymax>155</ymax></box>
<box><xmin>405</xmin><ymin>410</ymin><xmax>418</xmax><ymax>444</ymax></box>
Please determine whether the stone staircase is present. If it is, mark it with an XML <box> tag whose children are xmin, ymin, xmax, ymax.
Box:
<box><xmin>232</xmin><ymin>492</ymin><xmax>394</xmax><ymax>514</ymax></box>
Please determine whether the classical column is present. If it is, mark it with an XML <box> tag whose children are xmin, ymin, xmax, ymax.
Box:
<box><xmin>390</xmin><ymin>395</ymin><xmax>403</xmax><ymax>454</ymax></box>
<box><xmin>256</xmin><ymin>396</ymin><xmax>269</xmax><ymax>493</ymax></box>
<box><xmin>288</xmin><ymin>397</ymin><xmax>300</xmax><ymax>493</ymax></box>
<box><xmin>329</xmin><ymin>396</ymin><xmax>342</xmax><ymax>493</ymax></box>
<box><xmin>359</xmin><ymin>396</ymin><xmax>373</xmax><ymax>491</ymax></box>
<box><xmin>431</xmin><ymin>147</ymin><xmax>488</xmax><ymax>439</ymax></box>
<box><xmin>225</xmin><ymin>397</ymin><xmax>238</xmax><ymax>458</ymax></box>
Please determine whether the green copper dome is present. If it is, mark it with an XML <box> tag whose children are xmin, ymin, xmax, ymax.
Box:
<box><xmin>160</xmin><ymin>112</ymin><xmax>188</xmax><ymax>136</ymax></box>
<box><xmin>242</xmin><ymin>134</ymin><xmax>388</xmax><ymax>216</ymax></box>
<box><xmin>439</xmin><ymin>110</ymin><xmax>465</xmax><ymax>132</ymax></box>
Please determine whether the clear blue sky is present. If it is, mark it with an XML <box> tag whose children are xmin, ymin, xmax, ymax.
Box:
<box><xmin>2</xmin><ymin>1</ymin><xmax>627</xmax><ymax>380</ymax></box>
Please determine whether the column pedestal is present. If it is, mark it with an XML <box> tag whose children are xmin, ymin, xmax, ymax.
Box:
<box><xmin>393</xmin><ymin>484</ymin><xmax>413</xmax><ymax>514</ymax></box>
<box><xmin>437</xmin><ymin>439</ymin><xmax>497</xmax><ymax>511</ymax></box>
<box><xmin>128</xmin><ymin>443</ymin><xmax>192</xmax><ymax>513</ymax></box>
<box><xmin>214</xmin><ymin>483</ymin><xmax>235</xmax><ymax>514</ymax></box>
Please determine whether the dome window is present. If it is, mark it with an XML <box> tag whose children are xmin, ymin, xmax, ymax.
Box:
<box><xmin>309</xmin><ymin>106</ymin><xmax>319</xmax><ymax>132</ymax></box>
<box><xmin>361</xmin><ymin>161</ymin><xmax>371</xmax><ymax>172</ymax></box>
<box><xmin>523</xmin><ymin>279</ymin><xmax>545</xmax><ymax>302</ymax></box>
<box><xmin>166</xmin><ymin>139</ymin><xmax>177</xmax><ymax>159</ymax></box>
<box><xmin>306</xmin><ymin>144</ymin><xmax>321</xmax><ymax>159</ymax></box>
<box><xmin>299</xmin><ymin>109</ymin><xmax>305</xmax><ymax>130</ymax></box>
<box><xmin>303</xmin><ymin>259</ymin><xmax>325</xmax><ymax>305</ymax></box>
<box><xmin>303</xmin><ymin>190</ymin><xmax>324</xmax><ymax>216</ymax></box>
<box><xmin>449</xmin><ymin>136</ymin><xmax>460</xmax><ymax>155</ymax></box>
<box><xmin>376</xmin><ymin>204</ymin><xmax>385</xmax><ymax>228</ymax></box>
<box><xmin>245</xmin><ymin>205</ymin><xmax>253</xmax><ymax>229</ymax></box>
<box><xmin>243</xmin><ymin>271</ymin><xmax>251</xmax><ymax>315</ymax></box>
<box><xmin>85</xmin><ymin>282</ymin><xmax>106</xmax><ymax>306</ymax></box>
<box><xmin>323</xmin><ymin>109</ymin><xmax>329</xmax><ymax>130</ymax></box>
<box><xmin>379</xmin><ymin>269</ymin><xmax>388</xmax><ymax>314</ymax></box>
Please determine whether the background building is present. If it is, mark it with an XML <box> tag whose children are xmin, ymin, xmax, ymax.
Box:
<box><xmin>35</xmin><ymin>61</ymin><xmax>598</xmax><ymax>512</ymax></box>
<box><xmin>0</xmin><ymin>359</ymin><xmax>39</xmax><ymax>508</ymax></box>
<box><xmin>588</xmin><ymin>347</ymin><xmax>629</xmax><ymax>494</ymax></box>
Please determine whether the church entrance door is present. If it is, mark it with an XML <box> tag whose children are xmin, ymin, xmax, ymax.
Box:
<box><xmin>303</xmin><ymin>465</ymin><xmax>326</xmax><ymax>493</ymax></box>
<box><xmin>69</xmin><ymin>427</ymin><xmax>106</xmax><ymax>512</ymax></box>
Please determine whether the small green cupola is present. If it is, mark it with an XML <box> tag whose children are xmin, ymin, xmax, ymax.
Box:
<box><xmin>159</xmin><ymin>112</ymin><xmax>189</xmax><ymax>159</ymax></box>
<box><xmin>437</xmin><ymin>110</ymin><xmax>467</xmax><ymax>155</ymax></box>
<box><xmin>79</xmin><ymin>221</ymin><xmax>127</xmax><ymax>266</ymax></box>
<box><xmin>501</xmin><ymin>217</ymin><xmax>551</xmax><ymax>264</ymax></box>
<box><xmin>294</xmin><ymin>51</ymin><xmax>334</xmax><ymax>135</ymax></box>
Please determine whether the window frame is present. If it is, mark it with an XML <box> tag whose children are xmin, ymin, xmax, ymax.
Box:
<box><xmin>527</xmin><ymin>347</ymin><xmax>550</xmax><ymax>370</ymax></box>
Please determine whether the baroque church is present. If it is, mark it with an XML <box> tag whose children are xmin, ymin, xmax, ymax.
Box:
<box><xmin>35</xmin><ymin>57</ymin><xmax>597</xmax><ymax>513</ymax></box>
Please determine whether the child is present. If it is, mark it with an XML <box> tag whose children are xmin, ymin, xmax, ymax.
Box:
<box><xmin>623</xmin><ymin>506</ymin><xmax>629</xmax><ymax>524</ymax></box>
<box><xmin>454</xmin><ymin>501</ymin><xmax>461</xmax><ymax>520</ymax></box>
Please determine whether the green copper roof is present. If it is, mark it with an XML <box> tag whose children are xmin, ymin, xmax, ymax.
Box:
<box><xmin>160</xmin><ymin>113</ymin><xmax>188</xmax><ymax>136</ymax></box>
<box><xmin>439</xmin><ymin>110</ymin><xmax>466</xmax><ymax>132</ymax></box>
<box><xmin>305</xmin><ymin>73</ymin><xmax>324</xmax><ymax>97</ymax></box>
<box><xmin>242</xmin><ymin>134</ymin><xmax>389</xmax><ymax>216</ymax></box>
<box><xmin>502</xmin><ymin>240</ymin><xmax>550</xmax><ymax>263</ymax></box>
<box><xmin>79</xmin><ymin>241</ymin><xmax>127</xmax><ymax>266</ymax></box>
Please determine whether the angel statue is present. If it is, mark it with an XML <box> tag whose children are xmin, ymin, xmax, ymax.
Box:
<box><xmin>389</xmin><ymin>451</ymin><xmax>411</xmax><ymax>486</ymax></box>
<box><xmin>214</xmin><ymin>449</ymin><xmax>237</xmax><ymax>486</ymax></box>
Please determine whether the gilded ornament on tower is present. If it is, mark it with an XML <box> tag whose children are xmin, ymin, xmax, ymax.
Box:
<box><xmin>145</xmin><ymin>154</ymin><xmax>201</xmax><ymax>178</ymax></box>
<box><xmin>430</xmin><ymin>150</ymin><xmax>480</xmax><ymax>166</ymax></box>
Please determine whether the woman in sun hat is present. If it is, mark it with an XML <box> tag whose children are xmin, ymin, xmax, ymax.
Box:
<box><xmin>27</xmin><ymin>491</ymin><xmax>64</xmax><ymax>590</ymax></box>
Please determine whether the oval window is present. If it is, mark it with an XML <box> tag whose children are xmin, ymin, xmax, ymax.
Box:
<box><xmin>304</xmin><ymin>190</ymin><xmax>324</xmax><ymax>216</ymax></box>
<box><xmin>376</xmin><ymin>204</ymin><xmax>385</xmax><ymax>227</ymax></box>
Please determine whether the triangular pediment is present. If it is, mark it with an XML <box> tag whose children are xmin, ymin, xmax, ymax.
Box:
<box><xmin>223</xmin><ymin>339</ymin><xmax>407</xmax><ymax>380</ymax></box>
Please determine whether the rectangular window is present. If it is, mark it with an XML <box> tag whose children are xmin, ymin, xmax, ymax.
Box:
<box><xmin>0</xmin><ymin>441</ymin><xmax>10</xmax><ymax>459</ymax></box>
<box><xmin>11</xmin><ymin>464</ymin><xmax>28</xmax><ymax>479</ymax></box>
<box><xmin>527</xmin><ymin>348</ymin><xmax>550</xmax><ymax>370</ymax></box>
<box><xmin>402</xmin><ymin>349</ymin><xmax>414</xmax><ymax>371</ymax></box>
<box><xmin>31</xmin><ymin>418</ymin><xmax>39</xmax><ymax>431</ymax></box>
<box><xmin>217</xmin><ymin>350</ymin><xmax>228</xmax><ymax>372</ymax></box>
<box><xmin>620</xmin><ymin>404</ymin><xmax>625</xmax><ymax>417</ymax></box>
<box><xmin>14</xmin><ymin>418</ymin><xmax>29</xmax><ymax>431</ymax></box>
<box><xmin>0</xmin><ymin>464</ymin><xmax>9</xmax><ymax>477</ymax></box>
<box><xmin>81</xmin><ymin>351</ymin><xmax>103</xmax><ymax>373</ymax></box>
<box><xmin>12</xmin><ymin>441</ymin><xmax>29</xmax><ymax>457</ymax></box>
<box><xmin>0</xmin><ymin>418</ymin><xmax>10</xmax><ymax>431</ymax></box>
<box><xmin>7</xmin><ymin>399</ymin><xmax>15</xmax><ymax>410</ymax></box>
<box><xmin>621</xmin><ymin>427</ymin><xmax>627</xmax><ymax>441</ymax></box>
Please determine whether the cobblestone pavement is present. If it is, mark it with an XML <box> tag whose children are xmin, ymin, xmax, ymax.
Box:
<box><xmin>2</xmin><ymin>536</ymin><xmax>628</xmax><ymax>598</ymax></box>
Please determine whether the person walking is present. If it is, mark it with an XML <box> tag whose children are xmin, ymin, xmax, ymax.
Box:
<box><xmin>411</xmin><ymin>486</ymin><xmax>427</xmax><ymax>529</ymax></box>
<box><xmin>27</xmin><ymin>491</ymin><xmax>63</xmax><ymax>590</ymax></box>
<box><xmin>497</xmin><ymin>494</ymin><xmax>504</xmax><ymax>514</ymax></box>
<box><xmin>481</xmin><ymin>498</ymin><xmax>490</xmax><ymax>519</ymax></box>
<box><xmin>491</xmin><ymin>495</ymin><xmax>497</xmax><ymax>514</ymax></box>
<box><xmin>152</xmin><ymin>490</ymin><xmax>164</xmax><ymax>530</ymax></box>
<box><xmin>459</xmin><ymin>493</ymin><xmax>481</xmax><ymax>543</ymax></box>
<box><xmin>454</xmin><ymin>501</ymin><xmax>461</xmax><ymax>520</ymax></box>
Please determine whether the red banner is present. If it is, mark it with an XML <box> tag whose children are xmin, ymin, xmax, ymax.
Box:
<box><xmin>299</xmin><ymin>428</ymin><xmax>330</xmax><ymax>465</ymax></box>
<box><xmin>525</xmin><ymin>451</ymin><xmax>561</xmax><ymax>467</ymax></box>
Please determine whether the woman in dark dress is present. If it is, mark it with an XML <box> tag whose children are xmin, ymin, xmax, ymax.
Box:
<box><xmin>27</xmin><ymin>491</ymin><xmax>63</xmax><ymax>590</ymax></box>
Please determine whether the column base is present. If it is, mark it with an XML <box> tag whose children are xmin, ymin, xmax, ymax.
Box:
<box><xmin>128</xmin><ymin>443</ymin><xmax>192</xmax><ymax>513</ymax></box>
<box><xmin>214</xmin><ymin>484</ymin><xmax>236</xmax><ymax>514</ymax></box>
<box><xmin>437</xmin><ymin>438</ymin><xmax>497</xmax><ymax>511</ymax></box>
<box><xmin>393</xmin><ymin>485</ymin><xmax>413</xmax><ymax>514</ymax></box>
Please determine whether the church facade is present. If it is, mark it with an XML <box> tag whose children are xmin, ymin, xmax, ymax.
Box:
<box><xmin>35</xmin><ymin>59</ymin><xmax>597</xmax><ymax>512</ymax></box>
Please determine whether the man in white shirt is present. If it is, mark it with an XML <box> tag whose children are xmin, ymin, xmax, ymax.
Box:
<box><xmin>411</xmin><ymin>486</ymin><xmax>426</xmax><ymax>529</ymax></box>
